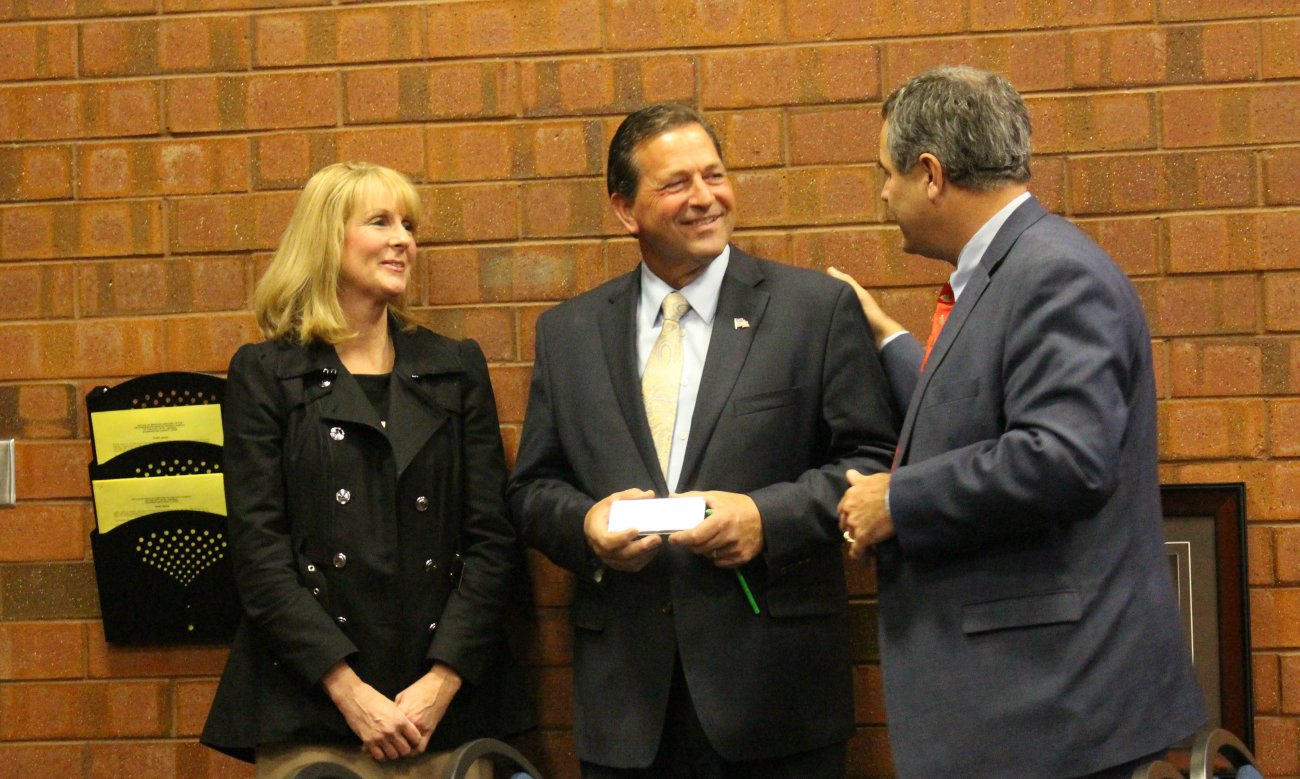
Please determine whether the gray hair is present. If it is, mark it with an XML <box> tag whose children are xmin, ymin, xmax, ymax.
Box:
<box><xmin>881</xmin><ymin>66</ymin><xmax>1031</xmax><ymax>191</ymax></box>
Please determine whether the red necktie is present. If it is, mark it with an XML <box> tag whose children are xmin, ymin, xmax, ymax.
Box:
<box><xmin>920</xmin><ymin>283</ymin><xmax>954</xmax><ymax>372</ymax></box>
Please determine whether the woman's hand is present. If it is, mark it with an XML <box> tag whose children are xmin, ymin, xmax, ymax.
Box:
<box><xmin>321</xmin><ymin>661</ymin><xmax>422</xmax><ymax>761</ymax></box>
<box><xmin>395</xmin><ymin>663</ymin><xmax>463</xmax><ymax>752</ymax></box>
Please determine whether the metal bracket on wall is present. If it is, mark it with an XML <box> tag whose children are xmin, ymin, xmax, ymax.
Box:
<box><xmin>0</xmin><ymin>439</ymin><xmax>14</xmax><ymax>507</ymax></box>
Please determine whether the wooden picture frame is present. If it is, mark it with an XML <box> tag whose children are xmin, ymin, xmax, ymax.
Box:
<box><xmin>1161</xmin><ymin>483</ymin><xmax>1252</xmax><ymax>750</ymax></box>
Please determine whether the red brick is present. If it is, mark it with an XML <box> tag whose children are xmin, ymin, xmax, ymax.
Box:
<box><xmin>86</xmin><ymin>622</ymin><xmax>228</xmax><ymax>678</ymax></box>
<box><xmin>87</xmin><ymin>741</ymin><xmax>254</xmax><ymax>779</ymax></box>
<box><xmin>3</xmin><ymin>83</ymin><xmax>81</xmax><ymax>140</ymax></box>
<box><xmin>1270</xmin><ymin>399</ymin><xmax>1300</xmax><ymax>459</ymax></box>
<box><xmin>520</xmin><ymin>179</ymin><xmax>607</xmax><ymax>239</ymax></box>
<box><xmin>1263</xmin><ymin>462</ymin><xmax>1300</xmax><ymax>522</ymax></box>
<box><xmin>514</xmin><ymin>605</ymin><xmax>572</xmax><ymax>667</ymax></box>
<box><xmin>1254</xmin><ymin>716</ymin><xmax>1300</xmax><ymax>777</ymax></box>
<box><xmin>256</xmin><ymin>6</ymin><xmax>424</xmax><ymax>67</ymax></box>
<box><xmin>1154</xmin><ymin>275</ymin><xmax>1253</xmax><ymax>335</ymax></box>
<box><xmin>0</xmin><ymin>22</ymin><xmax>76</xmax><ymax>81</ymax></box>
<box><xmin>0</xmin><ymin>502</ymin><xmax>87</xmax><ymax>562</ymax></box>
<box><xmin>789</xmin><ymin>106</ymin><xmax>877</xmax><ymax>166</ymax></box>
<box><xmin>846</xmin><ymin>726</ymin><xmax>894</xmax><ymax>777</ymax></box>
<box><xmin>1261</xmin><ymin>18</ymin><xmax>1300</xmax><ymax>79</ymax></box>
<box><xmin>1253</xmin><ymin>590</ymin><xmax>1300</xmax><ymax>652</ymax></box>
<box><xmin>1068</xmin><ymin>151</ymin><xmax>1254</xmax><ymax>216</ymax></box>
<box><xmin>640</xmin><ymin>55</ymin><xmax>696</xmax><ymax>105</ymax></box>
<box><xmin>163</xmin><ymin>313</ymin><xmax>259</xmax><ymax>374</ymax></box>
<box><xmin>336</xmin><ymin>126</ymin><xmax>425</xmax><ymax>179</ymax></box>
<box><xmin>793</xmin><ymin>227</ymin><xmax>945</xmax><ymax>288</ymax></box>
<box><xmin>245</xmin><ymin>72</ymin><xmax>336</xmax><ymax>130</ymax></box>
<box><xmin>1193</xmin><ymin>22</ymin><xmax>1260</xmax><ymax>82</ymax></box>
<box><xmin>0</xmin><ymin>264</ymin><xmax>75</xmax><ymax>320</ymax></box>
<box><xmin>14</xmin><ymin>381</ymin><xmax>78</xmax><ymax>438</ymax></box>
<box><xmin>883</xmin><ymin>32</ymin><xmax>1070</xmax><ymax>94</ymax></box>
<box><xmin>1263</xmin><ymin>148</ymin><xmax>1300</xmax><ymax>206</ymax></box>
<box><xmin>158</xmin><ymin>15</ymin><xmax>249</xmax><ymax>73</ymax></box>
<box><xmin>1264</xmin><ymin>272</ymin><xmax>1300</xmax><ymax>332</ymax></box>
<box><xmin>85</xmin><ymin>80</ymin><xmax>160</xmax><ymax>138</ymax></box>
<box><xmin>701</xmin><ymin>44</ymin><xmax>880</xmax><ymax>110</ymax></box>
<box><xmin>0</xmin><ymin>680</ymin><xmax>168</xmax><ymax>739</ymax></box>
<box><xmin>1163</xmin><ymin>84</ymin><xmax>1300</xmax><ymax>148</ymax></box>
<box><xmin>1255</xmin><ymin>652</ymin><xmax>1280</xmax><ymax>713</ymax></box>
<box><xmin>0</xmin><ymin>621</ymin><xmax>84</xmax><ymax>679</ymax></box>
<box><xmin>1277</xmin><ymin>525</ymin><xmax>1300</xmax><ymax>585</ymax></box>
<box><xmin>72</xmin><ymin>318</ymin><xmax>167</xmax><ymax>378</ymax></box>
<box><xmin>1028</xmin><ymin>92</ymin><xmax>1155</xmax><ymax>154</ymax></box>
<box><xmin>1258</xmin><ymin>211</ymin><xmax>1300</xmax><ymax>271</ymax></box>
<box><xmin>1249</xmin><ymin>525</ymin><xmax>1276</xmax><ymax>588</ymax></box>
<box><xmin>80</xmin><ymin>139</ymin><xmax>249</xmax><ymax>199</ymax></box>
<box><xmin>422</xmin><ymin>182</ymin><xmax>520</xmax><ymax>243</ymax></box>
<box><xmin>1158</xmin><ymin>399</ymin><xmax>1266</xmax><ymax>460</ymax></box>
<box><xmin>527</xmin><ymin>120</ymin><xmax>603</xmax><ymax>178</ymax></box>
<box><xmin>529</xmin><ymin>665</ymin><xmax>574</xmax><ymax>728</ymax></box>
<box><xmin>0</xmin><ymin>322</ymin><xmax>73</xmax><ymax>382</ymax></box>
<box><xmin>81</xmin><ymin>0</ymin><xmax>156</xmax><ymax>15</ymax></box>
<box><xmin>0</xmin><ymin>745</ymin><xmax>83</xmax><ymax>777</ymax></box>
<box><xmin>1077</xmin><ymin>217</ymin><xmax>1160</xmax><ymax>277</ymax></box>
<box><xmin>1263</xmin><ymin>336</ymin><xmax>1300</xmax><ymax>396</ymax></box>
<box><xmin>970</xmin><ymin>0</ymin><xmax>1152</xmax><ymax>30</ymax></box>
<box><xmin>0</xmin><ymin>203</ymin><xmax>56</xmax><ymax>259</ymax></box>
<box><xmin>175</xmin><ymin>679</ymin><xmax>220</xmax><ymax>736</ymax></box>
<box><xmin>426</xmin><ymin>123</ymin><xmax>515</xmax><ymax>182</ymax></box>
<box><xmin>162</xmin><ymin>0</ymin><xmax>314</xmax><ymax>9</ymax></box>
<box><xmin>1164</xmin><ymin>213</ymin><xmax>1258</xmax><ymax>275</ymax></box>
<box><xmin>163</xmin><ymin>76</ymin><xmax>232</xmax><ymax>133</ymax></box>
<box><xmin>428</xmin><ymin>61</ymin><xmax>519</xmax><ymax>120</ymax></box>
<box><xmin>487</xmin><ymin>364</ymin><xmax>531</xmax><ymax>424</ymax></box>
<box><xmin>477</xmin><ymin>242</ymin><xmax>600</xmax><ymax>304</ymax></box>
<box><xmin>1282</xmin><ymin>653</ymin><xmax>1300</xmax><ymax>715</ymax></box>
<box><xmin>787</xmin><ymin>0</ymin><xmax>964</xmax><ymax>39</ymax></box>
<box><xmin>0</xmin><ymin>145</ymin><xmax>72</xmax><ymax>201</ymax></box>
<box><xmin>525</xmin><ymin>549</ymin><xmax>575</xmax><ymax>608</ymax></box>
<box><xmin>852</xmin><ymin>663</ymin><xmax>887</xmax><ymax>725</ymax></box>
<box><xmin>80</xmin><ymin>19</ymin><xmax>156</xmax><ymax>77</ymax></box>
<box><xmin>607</xmin><ymin>0</ymin><xmax>779</xmax><ymax>49</ymax></box>
<box><xmin>1168</xmin><ymin>340</ymin><xmax>1264</xmax><ymax>397</ymax></box>
<box><xmin>733</xmin><ymin>231</ymin><xmax>792</xmax><ymax>266</ymax></box>
<box><xmin>430</xmin><ymin>0</ymin><xmax>600</xmax><ymax>56</ymax></box>
<box><xmin>1071</xmin><ymin>27</ymin><xmax>1168</xmax><ymax>86</ymax></box>
<box><xmin>421</xmin><ymin>307</ymin><xmax>517</xmax><ymax>362</ymax></box>
<box><xmin>710</xmin><ymin>109</ymin><xmax>784</xmax><ymax>170</ymax></box>
<box><xmin>734</xmin><ymin>167</ymin><xmax>877</xmax><ymax>228</ymax></box>
<box><xmin>1160</xmin><ymin>0</ymin><xmax>1297</xmax><ymax>21</ymax></box>
<box><xmin>253</xmin><ymin>132</ymin><xmax>315</xmax><ymax>189</ymax></box>
<box><xmin>168</xmin><ymin>191</ymin><xmax>297</xmax><ymax>254</ymax></box>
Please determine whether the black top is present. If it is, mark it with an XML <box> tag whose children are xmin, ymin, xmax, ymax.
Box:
<box><xmin>353</xmin><ymin>372</ymin><xmax>391</xmax><ymax>425</ymax></box>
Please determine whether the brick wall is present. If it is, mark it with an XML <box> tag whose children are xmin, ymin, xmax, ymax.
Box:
<box><xmin>1</xmin><ymin>1</ymin><xmax>1297</xmax><ymax>777</ymax></box>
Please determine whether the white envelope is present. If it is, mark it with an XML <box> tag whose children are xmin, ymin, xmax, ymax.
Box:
<box><xmin>608</xmin><ymin>496</ymin><xmax>707</xmax><ymax>535</ymax></box>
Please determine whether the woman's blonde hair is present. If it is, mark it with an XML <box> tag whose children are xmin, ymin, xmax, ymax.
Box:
<box><xmin>253</xmin><ymin>162</ymin><xmax>421</xmax><ymax>344</ymax></box>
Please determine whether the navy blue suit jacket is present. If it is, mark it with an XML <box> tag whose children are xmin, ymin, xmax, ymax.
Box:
<box><xmin>878</xmin><ymin>196</ymin><xmax>1205</xmax><ymax>776</ymax></box>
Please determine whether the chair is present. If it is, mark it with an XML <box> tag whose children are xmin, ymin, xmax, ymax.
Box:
<box><xmin>1190</xmin><ymin>726</ymin><xmax>1262</xmax><ymax>779</ymax></box>
<box><xmin>439</xmin><ymin>738</ymin><xmax>545</xmax><ymax>779</ymax></box>
<box><xmin>290</xmin><ymin>762</ymin><xmax>365</xmax><ymax>779</ymax></box>
<box><xmin>1132</xmin><ymin>760</ymin><xmax>1187</xmax><ymax>779</ymax></box>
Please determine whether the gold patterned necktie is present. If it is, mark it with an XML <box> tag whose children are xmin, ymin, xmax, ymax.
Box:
<box><xmin>642</xmin><ymin>291</ymin><xmax>691</xmax><ymax>479</ymax></box>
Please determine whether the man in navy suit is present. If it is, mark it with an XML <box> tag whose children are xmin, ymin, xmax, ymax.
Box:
<box><xmin>509</xmin><ymin>103</ymin><xmax>897</xmax><ymax>777</ymax></box>
<box><xmin>833</xmin><ymin>66</ymin><xmax>1206</xmax><ymax>777</ymax></box>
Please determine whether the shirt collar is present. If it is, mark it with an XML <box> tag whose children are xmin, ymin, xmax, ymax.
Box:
<box><xmin>950</xmin><ymin>191</ymin><xmax>1031</xmax><ymax>300</ymax></box>
<box><xmin>639</xmin><ymin>244</ymin><xmax>730</xmax><ymax>328</ymax></box>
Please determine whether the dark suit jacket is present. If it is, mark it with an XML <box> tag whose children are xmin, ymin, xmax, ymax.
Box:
<box><xmin>202</xmin><ymin>325</ymin><xmax>532</xmax><ymax>761</ymax></box>
<box><xmin>507</xmin><ymin>248</ymin><xmax>897</xmax><ymax>767</ymax></box>
<box><xmin>878</xmin><ymin>196</ymin><xmax>1205</xmax><ymax>777</ymax></box>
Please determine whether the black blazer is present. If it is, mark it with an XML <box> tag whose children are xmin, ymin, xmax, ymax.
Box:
<box><xmin>508</xmin><ymin>248</ymin><xmax>897</xmax><ymax>767</ymax></box>
<box><xmin>202</xmin><ymin>325</ymin><xmax>532</xmax><ymax>762</ymax></box>
<box><xmin>879</xmin><ymin>197</ymin><xmax>1205</xmax><ymax>776</ymax></box>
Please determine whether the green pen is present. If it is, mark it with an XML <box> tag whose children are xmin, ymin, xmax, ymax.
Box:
<box><xmin>706</xmin><ymin>508</ymin><xmax>761</xmax><ymax>615</ymax></box>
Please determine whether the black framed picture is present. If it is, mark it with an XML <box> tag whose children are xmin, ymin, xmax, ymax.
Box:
<box><xmin>1161</xmin><ymin>483</ymin><xmax>1252</xmax><ymax>751</ymax></box>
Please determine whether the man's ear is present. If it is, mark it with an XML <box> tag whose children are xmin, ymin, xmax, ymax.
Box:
<box><xmin>917</xmin><ymin>153</ymin><xmax>945</xmax><ymax>201</ymax></box>
<box><xmin>610</xmin><ymin>192</ymin><xmax>640</xmax><ymax>235</ymax></box>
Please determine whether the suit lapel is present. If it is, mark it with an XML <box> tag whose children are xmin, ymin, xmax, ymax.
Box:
<box><xmin>387</xmin><ymin>329</ymin><xmax>457</xmax><ymax>478</ymax></box>
<box><xmin>598</xmin><ymin>272</ymin><xmax>666</xmax><ymax>490</ymax></box>
<box><xmin>677</xmin><ymin>250</ymin><xmax>768</xmax><ymax>488</ymax></box>
<box><xmin>895</xmin><ymin>195</ymin><xmax>1049</xmax><ymax>464</ymax></box>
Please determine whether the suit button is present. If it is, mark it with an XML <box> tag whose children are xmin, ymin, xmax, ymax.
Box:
<box><xmin>428</xmin><ymin>622</ymin><xmax>438</xmax><ymax>633</ymax></box>
<box><xmin>332</xmin><ymin>552</ymin><xmax>347</xmax><ymax>569</ymax></box>
<box><xmin>312</xmin><ymin>587</ymin><xmax>321</xmax><ymax>596</ymax></box>
<box><xmin>335</xmin><ymin>488</ymin><xmax>351</xmax><ymax>505</ymax></box>
<box><xmin>425</xmin><ymin>559</ymin><xmax>437</xmax><ymax>572</ymax></box>
<box><xmin>415</xmin><ymin>496</ymin><xmax>429</xmax><ymax>511</ymax></box>
<box><xmin>336</xmin><ymin>616</ymin><xmax>347</xmax><ymax>625</ymax></box>
<box><xmin>660</xmin><ymin>601</ymin><xmax>673</xmax><ymax>614</ymax></box>
<box><xmin>306</xmin><ymin>564</ymin><xmax>316</xmax><ymax>573</ymax></box>
<box><xmin>320</xmin><ymin>379</ymin><xmax>332</xmax><ymax>388</ymax></box>
<box><xmin>330</xmin><ymin>426</ymin><xmax>345</xmax><ymax>441</ymax></box>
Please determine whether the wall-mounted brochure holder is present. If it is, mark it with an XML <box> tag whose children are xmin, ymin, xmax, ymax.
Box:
<box><xmin>86</xmin><ymin>373</ymin><xmax>239</xmax><ymax>644</ymax></box>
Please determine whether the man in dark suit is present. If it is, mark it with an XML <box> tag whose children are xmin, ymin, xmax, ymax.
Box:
<box><xmin>508</xmin><ymin>104</ymin><xmax>897</xmax><ymax>778</ymax></box>
<box><xmin>832</xmin><ymin>66</ymin><xmax>1206</xmax><ymax>777</ymax></box>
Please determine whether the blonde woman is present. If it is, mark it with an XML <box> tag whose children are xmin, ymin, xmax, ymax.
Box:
<box><xmin>202</xmin><ymin>163</ymin><xmax>532</xmax><ymax>777</ymax></box>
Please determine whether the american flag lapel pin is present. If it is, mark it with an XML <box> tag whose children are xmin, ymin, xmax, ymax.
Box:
<box><xmin>733</xmin><ymin>317</ymin><xmax>750</xmax><ymax>330</ymax></box>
